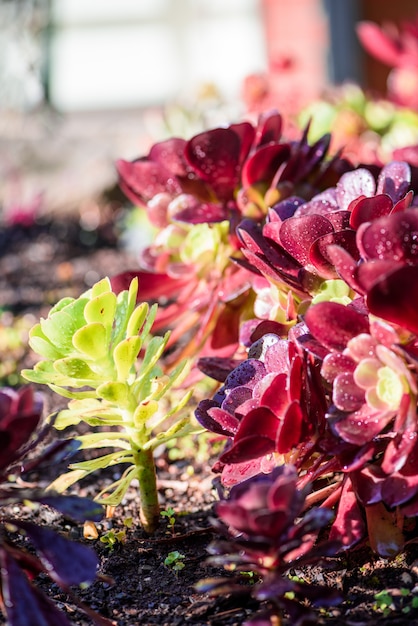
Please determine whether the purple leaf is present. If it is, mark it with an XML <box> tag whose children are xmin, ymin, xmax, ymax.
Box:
<box><xmin>242</xmin><ymin>144</ymin><xmax>291</xmax><ymax>187</ymax></box>
<box><xmin>321</xmin><ymin>352</ymin><xmax>356</xmax><ymax>384</ymax></box>
<box><xmin>376</xmin><ymin>161</ymin><xmax>411</xmax><ymax>201</ymax></box>
<box><xmin>367</xmin><ymin>265</ymin><xmax>418</xmax><ymax>334</ymax></box>
<box><xmin>276</xmin><ymin>401</ymin><xmax>303</xmax><ymax>454</ymax></box>
<box><xmin>355</xmin><ymin>259</ymin><xmax>404</xmax><ymax>292</ymax></box>
<box><xmin>224</xmin><ymin>359</ymin><xmax>267</xmax><ymax>390</ymax></box>
<box><xmin>257</xmin><ymin>373</ymin><xmax>288</xmax><ymax>413</ymax></box>
<box><xmin>116</xmin><ymin>158</ymin><xmax>181</xmax><ymax>204</ymax></box>
<box><xmin>38</xmin><ymin>494</ymin><xmax>104</xmax><ymax>523</ymax></box>
<box><xmin>169</xmin><ymin>196</ymin><xmax>227</xmax><ymax>223</ymax></box>
<box><xmin>269</xmin><ymin>197</ymin><xmax>305</xmax><ymax>221</ymax></box>
<box><xmin>332</xmin><ymin>372</ymin><xmax>364</xmax><ymax>412</ymax></box>
<box><xmin>110</xmin><ymin>270</ymin><xmax>189</xmax><ymax>300</ymax></box>
<box><xmin>351</xmin><ymin>465</ymin><xmax>384</xmax><ymax>505</ymax></box>
<box><xmin>358</xmin><ymin>209</ymin><xmax>418</xmax><ymax>262</ymax></box>
<box><xmin>13</xmin><ymin>521</ymin><xmax>99</xmax><ymax>586</ymax></box>
<box><xmin>254</xmin><ymin>110</ymin><xmax>283</xmax><ymax>146</ymax></box>
<box><xmin>332</xmin><ymin>404</ymin><xmax>394</xmax><ymax>446</ymax></box>
<box><xmin>326</xmin><ymin>245</ymin><xmax>363</xmax><ymax>293</ymax></box>
<box><xmin>0</xmin><ymin>549</ymin><xmax>73</xmax><ymax>626</ymax></box>
<box><xmin>294</xmin><ymin>189</ymin><xmax>339</xmax><ymax>217</ymax></box>
<box><xmin>148</xmin><ymin>137</ymin><xmax>189</xmax><ymax>176</ymax></box>
<box><xmin>195</xmin><ymin>399</ymin><xmax>238</xmax><ymax>436</ymax></box>
<box><xmin>349</xmin><ymin>194</ymin><xmax>393</xmax><ymax>229</ymax></box>
<box><xmin>185</xmin><ymin>128</ymin><xmax>242</xmax><ymax>201</ymax></box>
<box><xmin>336</xmin><ymin>168</ymin><xmax>376</xmax><ymax>211</ymax></box>
<box><xmin>219</xmin><ymin>434</ymin><xmax>276</xmax><ymax>464</ymax></box>
<box><xmin>310</xmin><ymin>229</ymin><xmax>358</xmax><ymax>278</ymax></box>
<box><xmin>234</xmin><ymin>407</ymin><xmax>280</xmax><ymax>442</ymax></box>
<box><xmin>277</xmin><ymin>215</ymin><xmax>334</xmax><ymax>266</ymax></box>
<box><xmin>356</xmin><ymin>21</ymin><xmax>404</xmax><ymax>67</ymax></box>
<box><xmin>197</xmin><ymin>356</ymin><xmax>245</xmax><ymax>382</ymax></box>
<box><xmin>304</xmin><ymin>302</ymin><xmax>369</xmax><ymax>352</ymax></box>
<box><xmin>329</xmin><ymin>478</ymin><xmax>365</xmax><ymax>548</ymax></box>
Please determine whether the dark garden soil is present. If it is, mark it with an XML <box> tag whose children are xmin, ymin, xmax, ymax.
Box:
<box><xmin>1</xmin><ymin>212</ymin><xmax>418</xmax><ymax>626</ymax></box>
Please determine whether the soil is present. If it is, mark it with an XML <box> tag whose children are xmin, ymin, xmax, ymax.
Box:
<box><xmin>1</xmin><ymin>212</ymin><xmax>418</xmax><ymax>626</ymax></box>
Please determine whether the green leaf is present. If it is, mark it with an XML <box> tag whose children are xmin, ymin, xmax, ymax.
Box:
<box><xmin>90</xmin><ymin>277</ymin><xmax>112</xmax><ymax>298</ymax></box>
<box><xmin>48</xmin><ymin>468</ymin><xmax>90</xmax><ymax>493</ymax></box>
<box><xmin>54</xmin><ymin>398</ymin><xmax>125</xmax><ymax>428</ymax></box>
<box><xmin>48</xmin><ymin>384</ymin><xmax>97</xmax><ymax>401</ymax></box>
<box><xmin>151</xmin><ymin>360</ymin><xmax>190</xmax><ymax>401</ymax></box>
<box><xmin>96</xmin><ymin>381</ymin><xmax>130</xmax><ymax>406</ymax></box>
<box><xmin>95</xmin><ymin>468</ymin><xmax>137</xmax><ymax>506</ymax></box>
<box><xmin>40</xmin><ymin>310</ymin><xmax>80</xmax><ymax>354</ymax></box>
<box><xmin>146</xmin><ymin>416</ymin><xmax>194</xmax><ymax>450</ymax></box>
<box><xmin>138</xmin><ymin>303</ymin><xmax>158</xmax><ymax>341</ymax></box>
<box><xmin>72</xmin><ymin>323</ymin><xmax>109</xmax><ymax>359</ymax></box>
<box><xmin>127</xmin><ymin>277</ymin><xmax>139</xmax><ymax>313</ymax></box>
<box><xmin>76</xmin><ymin>433</ymin><xmax>130</xmax><ymax>450</ymax></box>
<box><xmin>48</xmin><ymin>296</ymin><xmax>76</xmax><ymax>314</ymax></box>
<box><xmin>113</xmin><ymin>336</ymin><xmax>142</xmax><ymax>381</ymax></box>
<box><xmin>84</xmin><ymin>291</ymin><xmax>117</xmax><ymax>329</ymax></box>
<box><xmin>22</xmin><ymin>361</ymin><xmax>75</xmax><ymax>386</ymax></box>
<box><xmin>133</xmin><ymin>400</ymin><xmax>159</xmax><ymax>427</ymax></box>
<box><xmin>55</xmin><ymin>410</ymin><xmax>124</xmax><ymax>430</ymax></box>
<box><xmin>126</xmin><ymin>302</ymin><xmax>149</xmax><ymax>337</ymax></box>
<box><xmin>110</xmin><ymin>292</ymin><xmax>129</xmax><ymax>347</ymax></box>
<box><xmin>54</xmin><ymin>357</ymin><xmax>103</xmax><ymax>381</ymax></box>
<box><xmin>69</xmin><ymin>450</ymin><xmax>133</xmax><ymax>472</ymax></box>
<box><xmin>28</xmin><ymin>325</ymin><xmax>63</xmax><ymax>359</ymax></box>
<box><xmin>137</xmin><ymin>333</ymin><xmax>169</xmax><ymax>382</ymax></box>
<box><xmin>52</xmin><ymin>410</ymin><xmax>83</xmax><ymax>429</ymax></box>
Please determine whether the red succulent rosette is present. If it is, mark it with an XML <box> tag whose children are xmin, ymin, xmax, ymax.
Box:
<box><xmin>195</xmin><ymin>327</ymin><xmax>327</xmax><ymax>486</ymax></box>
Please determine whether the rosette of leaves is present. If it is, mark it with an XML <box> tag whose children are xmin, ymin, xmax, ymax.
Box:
<box><xmin>197</xmin><ymin>465</ymin><xmax>341</xmax><ymax>626</ymax></box>
<box><xmin>22</xmin><ymin>276</ymin><xmax>195</xmax><ymax>533</ymax></box>
<box><xmin>302</xmin><ymin>300</ymin><xmax>418</xmax><ymax>556</ymax></box>
<box><xmin>195</xmin><ymin>328</ymin><xmax>327</xmax><ymax>487</ymax></box>
<box><xmin>112</xmin><ymin>110</ymin><xmax>353</xmax><ymax>371</ymax></box>
<box><xmin>235</xmin><ymin>160</ymin><xmax>413</xmax><ymax>312</ymax></box>
<box><xmin>0</xmin><ymin>386</ymin><xmax>110</xmax><ymax>626</ymax></box>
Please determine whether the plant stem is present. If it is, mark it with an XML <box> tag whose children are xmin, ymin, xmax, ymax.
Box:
<box><xmin>134</xmin><ymin>447</ymin><xmax>160</xmax><ymax>533</ymax></box>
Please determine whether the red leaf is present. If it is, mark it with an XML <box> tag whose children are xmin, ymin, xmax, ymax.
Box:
<box><xmin>329</xmin><ymin>477</ymin><xmax>365</xmax><ymax>548</ymax></box>
<box><xmin>304</xmin><ymin>302</ymin><xmax>369</xmax><ymax>352</ymax></box>
<box><xmin>367</xmin><ymin>265</ymin><xmax>418</xmax><ymax>334</ymax></box>
<box><xmin>276</xmin><ymin>401</ymin><xmax>303</xmax><ymax>453</ymax></box>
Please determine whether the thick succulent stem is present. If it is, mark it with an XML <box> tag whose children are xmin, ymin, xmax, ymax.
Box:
<box><xmin>134</xmin><ymin>447</ymin><xmax>160</xmax><ymax>533</ymax></box>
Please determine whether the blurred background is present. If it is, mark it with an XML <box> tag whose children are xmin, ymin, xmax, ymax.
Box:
<box><xmin>1</xmin><ymin>0</ymin><xmax>418</xmax><ymax>217</ymax></box>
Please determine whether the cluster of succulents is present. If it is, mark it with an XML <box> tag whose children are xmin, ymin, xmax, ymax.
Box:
<box><xmin>6</xmin><ymin>13</ymin><xmax>418</xmax><ymax>625</ymax></box>
<box><xmin>102</xmin><ymin>101</ymin><xmax>418</xmax><ymax>621</ymax></box>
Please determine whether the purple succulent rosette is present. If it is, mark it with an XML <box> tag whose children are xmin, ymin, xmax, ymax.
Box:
<box><xmin>303</xmin><ymin>301</ymin><xmax>418</xmax><ymax>555</ymax></box>
<box><xmin>116</xmin><ymin>110</ymin><xmax>350</xmax><ymax>225</ymax></box>
<box><xmin>113</xmin><ymin>111</ymin><xmax>352</xmax><ymax>369</ymax></box>
<box><xmin>197</xmin><ymin>465</ymin><xmax>341</xmax><ymax>626</ymax></box>
<box><xmin>236</xmin><ymin>160</ymin><xmax>415</xmax><ymax>306</ymax></box>
<box><xmin>195</xmin><ymin>327</ymin><xmax>327</xmax><ymax>486</ymax></box>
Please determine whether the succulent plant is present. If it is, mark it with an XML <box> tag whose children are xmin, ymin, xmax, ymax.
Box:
<box><xmin>22</xmin><ymin>277</ymin><xmax>196</xmax><ymax>533</ymax></box>
<box><xmin>197</xmin><ymin>465</ymin><xmax>341</xmax><ymax>626</ymax></box>
<box><xmin>113</xmin><ymin>110</ymin><xmax>353</xmax><ymax>372</ymax></box>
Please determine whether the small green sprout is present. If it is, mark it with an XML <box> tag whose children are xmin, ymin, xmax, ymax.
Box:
<box><xmin>161</xmin><ymin>507</ymin><xmax>176</xmax><ymax>535</ymax></box>
<box><xmin>99</xmin><ymin>528</ymin><xmax>127</xmax><ymax>551</ymax></box>
<box><xmin>164</xmin><ymin>550</ymin><xmax>185</xmax><ymax>572</ymax></box>
<box><xmin>373</xmin><ymin>590</ymin><xmax>394</xmax><ymax>617</ymax></box>
<box><xmin>374</xmin><ymin>588</ymin><xmax>418</xmax><ymax>616</ymax></box>
<box><xmin>22</xmin><ymin>277</ymin><xmax>198</xmax><ymax>533</ymax></box>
